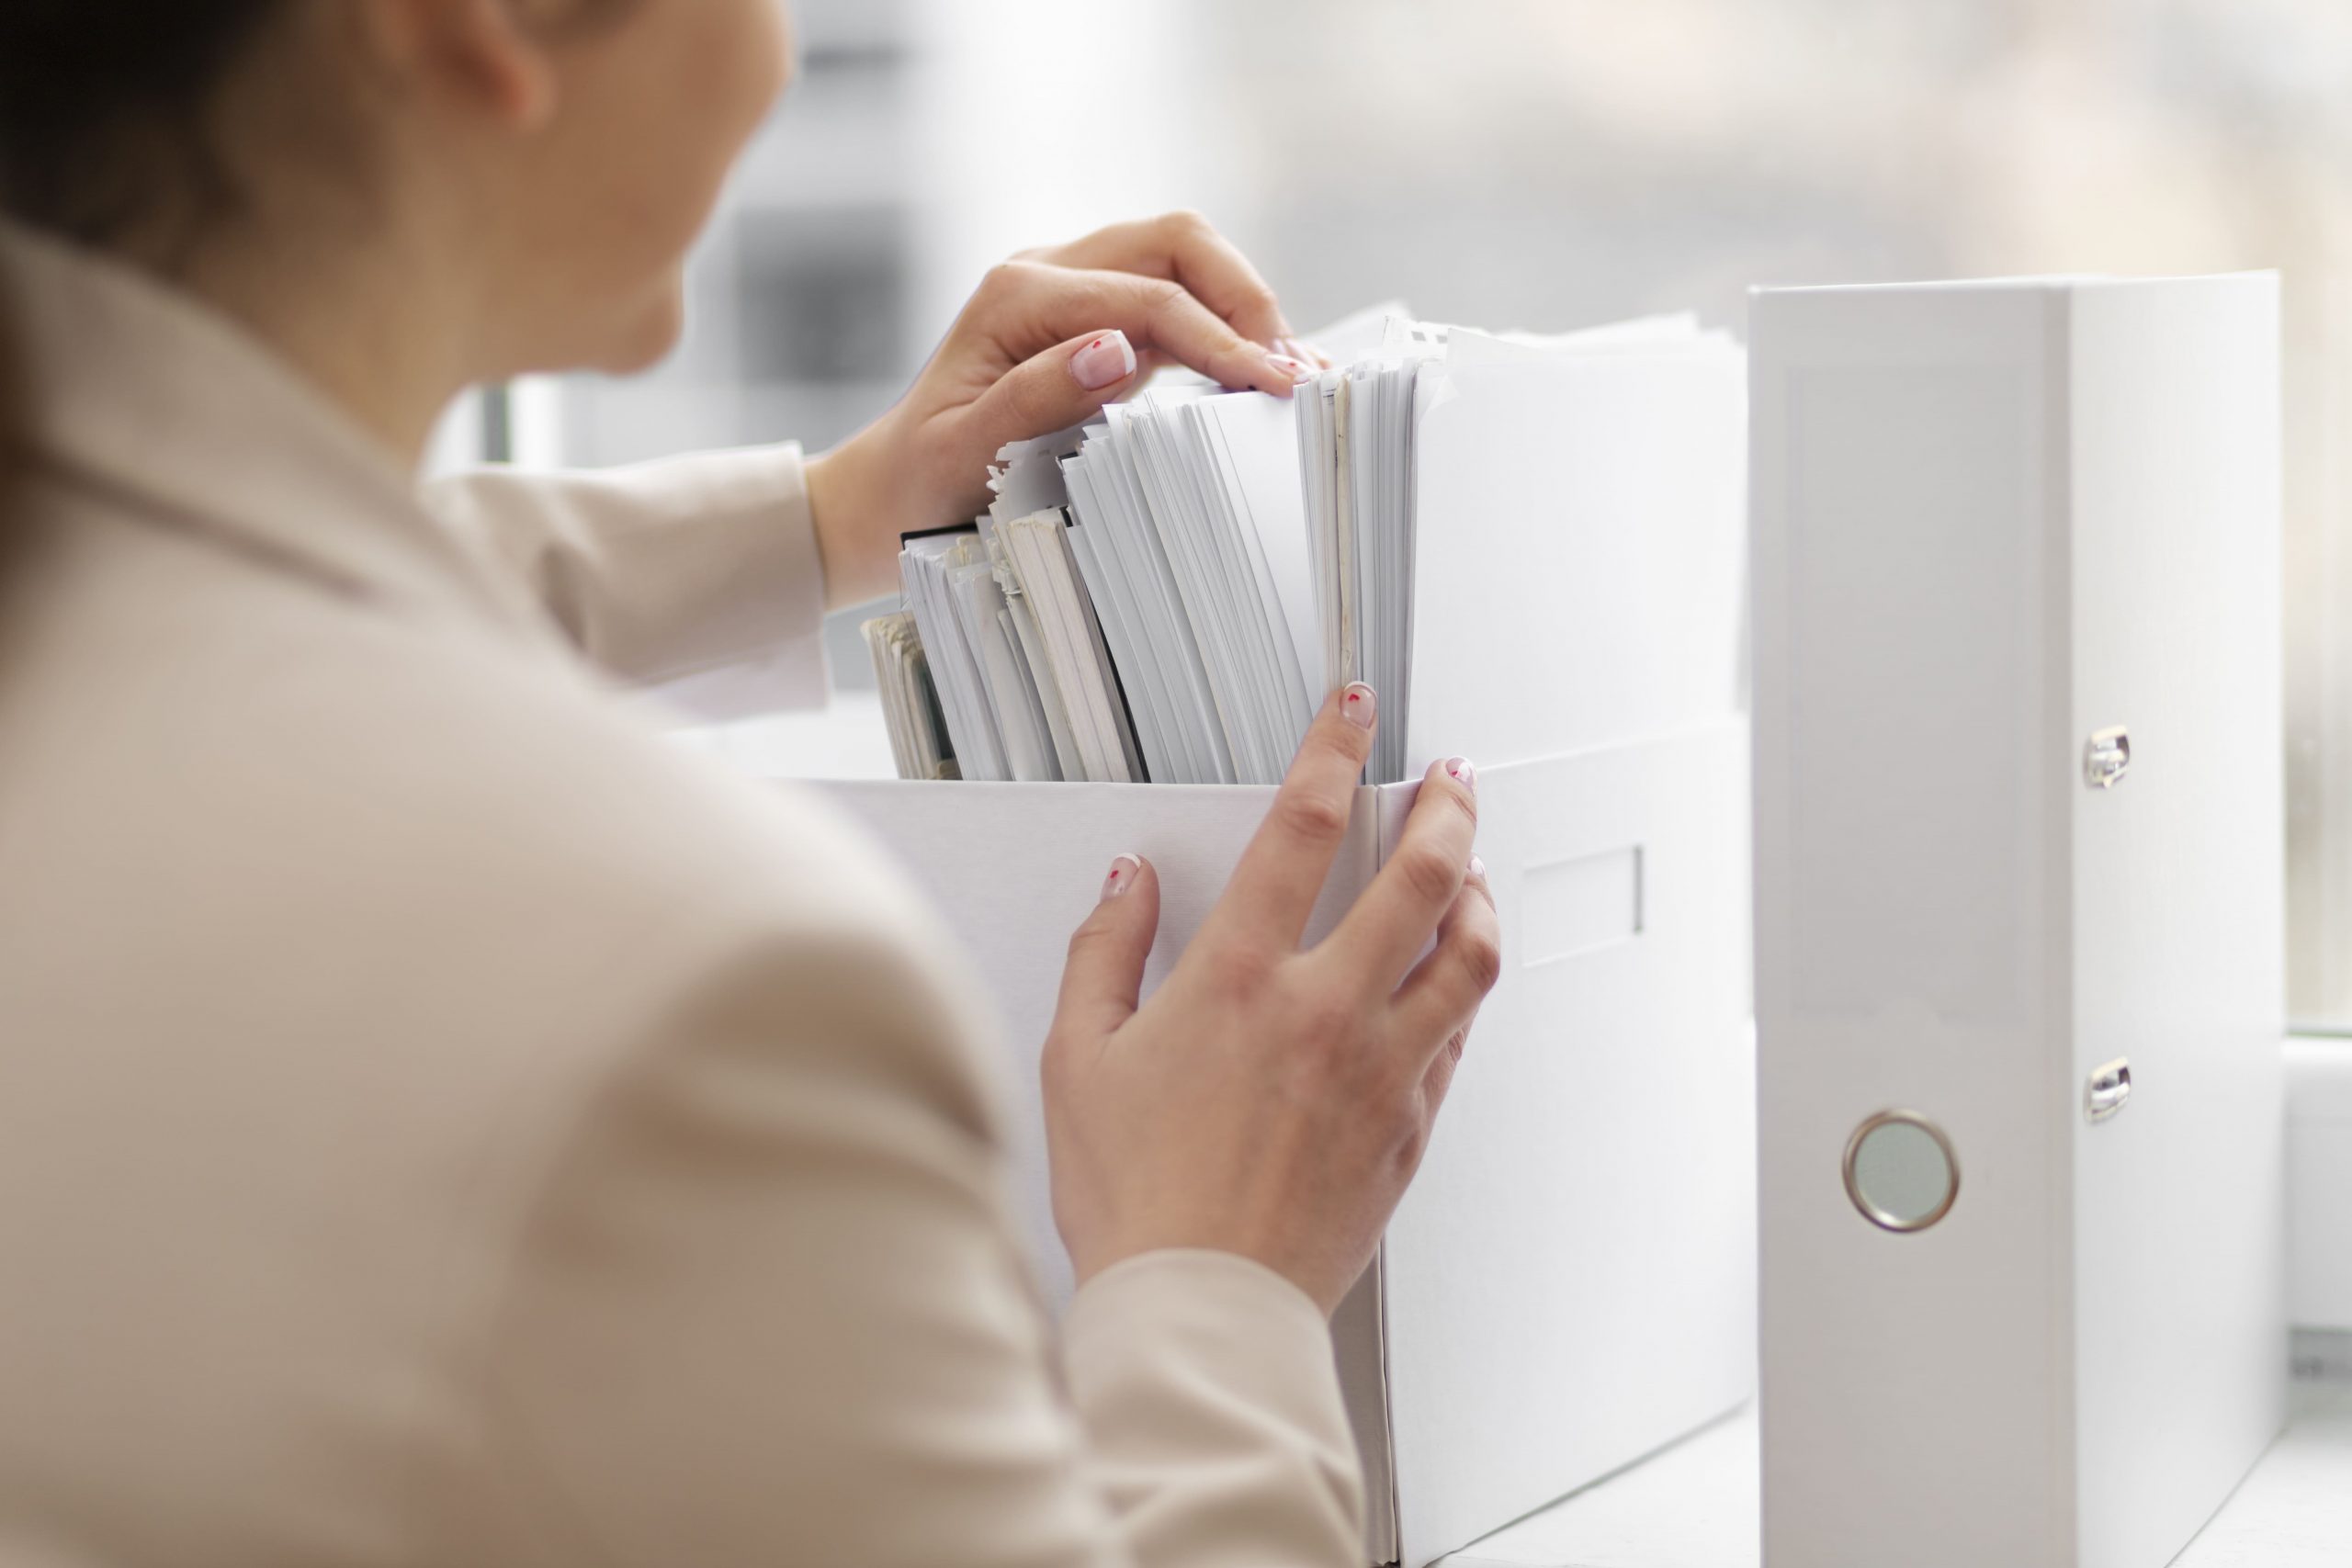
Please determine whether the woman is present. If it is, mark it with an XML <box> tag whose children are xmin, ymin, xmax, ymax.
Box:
<box><xmin>0</xmin><ymin>5</ymin><xmax>1498</xmax><ymax>1565</ymax></box>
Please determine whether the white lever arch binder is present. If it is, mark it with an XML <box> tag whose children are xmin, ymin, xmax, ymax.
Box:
<box><xmin>1751</xmin><ymin>275</ymin><xmax>2287</xmax><ymax>1568</ymax></box>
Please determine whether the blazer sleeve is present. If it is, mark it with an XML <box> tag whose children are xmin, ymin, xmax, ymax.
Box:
<box><xmin>419</xmin><ymin>445</ymin><xmax>832</xmax><ymax>719</ymax></box>
<box><xmin>461</xmin><ymin>910</ymin><xmax>1366</xmax><ymax>1568</ymax></box>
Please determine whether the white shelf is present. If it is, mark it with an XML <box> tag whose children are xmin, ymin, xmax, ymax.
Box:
<box><xmin>1442</xmin><ymin>1380</ymin><xmax>2352</xmax><ymax>1568</ymax></box>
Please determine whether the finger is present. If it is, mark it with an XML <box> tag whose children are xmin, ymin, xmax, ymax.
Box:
<box><xmin>1038</xmin><ymin>210</ymin><xmax>1293</xmax><ymax>348</ymax></box>
<box><xmin>979</xmin><ymin>262</ymin><xmax>1311</xmax><ymax>399</ymax></box>
<box><xmin>1280</xmin><ymin>337</ymin><xmax>1334</xmax><ymax>370</ymax></box>
<box><xmin>1204</xmin><ymin>683</ymin><xmax>1379</xmax><ymax>952</ymax></box>
<box><xmin>954</xmin><ymin>329</ymin><xmax>1143</xmax><ymax>457</ymax></box>
<box><xmin>1321</xmin><ymin>757</ymin><xmax>1480</xmax><ymax>987</ymax></box>
<box><xmin>1099</xmin><ymin>268</ymin><xmax>1310</xmax><ymax>397</ymax></box>
<box><xmin>1150</xmin><ymin>211</ymin><xmax>1292</xmax><ymax>349</ymax></box>
<box><xmin>1391</xmin><ymin>862</ymin><xmax>1502</xmax><ymax>1062</ymax></box>
<box><xmin>1049</xmin><ymin>854</ymin><xmax>1161</xmax><ymax>1049</ymax></box>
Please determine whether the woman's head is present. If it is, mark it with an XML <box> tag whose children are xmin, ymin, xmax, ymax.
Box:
<box><xmin>0</xmin><ymin>0</ymin><xmax>796</xmax><ymax>381</ymax></box>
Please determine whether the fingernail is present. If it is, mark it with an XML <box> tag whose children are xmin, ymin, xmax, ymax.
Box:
<box><xmin>1073</xmin><ymin>331</ymin><xmax>1137</xmax><ymax>390</ymax></box>
<box><xmin>1279</xmin><ymin>336</ymin><xmax>1332</xmax><ymax>369</ymax></box>
<box><xmin>1469</xmin><ymin>854</ymin><xmax>1487</xmax><ymax>881</ymax></box>
<box><xmin>1340</xmin><ymin>682</ymin><xmax>1377</xmax><ymax>729</ymax></box>
<box><xmin>1265</xmin><ymin>350</ymin><xmax>1317</xmax><ymax>384</ymax></box>
<box><xmin>1444</xmin><ymin>756</ymin><xmax>1476</xmax><ymax>793</ymax></box>
<box><xmin>1102</xmin><ymin>853</ymin><xmax>1141</xmax><ymax>900</ymax></box>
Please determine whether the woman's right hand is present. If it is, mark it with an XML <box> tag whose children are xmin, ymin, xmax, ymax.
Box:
<box><xmin>1041</xmin><ymin>683</ymin><xmax>1502</xmax><ymax>1315</ymax></box>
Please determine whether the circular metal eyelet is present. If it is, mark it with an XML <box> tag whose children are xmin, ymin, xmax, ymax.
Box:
<box><xmin>1842</xmin><ymin>1110</ymin><xmax>1962</xmax><ymax>1234</ymax></box>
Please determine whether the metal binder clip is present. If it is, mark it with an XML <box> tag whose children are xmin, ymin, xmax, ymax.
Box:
<box><xmin>2085</xmin><ymin>1058</ymin><xmax>2132</xmax><ymax>1123</ymax></box>
<box><xmin>2085</xmin><ymin>727</ymin><xmax>2132</xmax><ymax>789</ymax></box>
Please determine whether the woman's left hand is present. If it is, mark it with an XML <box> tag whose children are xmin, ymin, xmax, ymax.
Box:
<box><xmin>804</xmin><ymin>211</ymin><xmax>1322</xmax><ymax>607</ymax></box>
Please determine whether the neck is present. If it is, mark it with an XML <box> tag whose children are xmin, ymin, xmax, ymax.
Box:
<box><xmin>167</xmin><ymin>215</ymin><xmax>482</xmax><ymax>469</ymax></box>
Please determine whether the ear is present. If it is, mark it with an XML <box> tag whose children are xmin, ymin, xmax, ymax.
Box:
<box><xmin>358</xmin><ymin>0</ymin><xmax>561</xmax><ymax>131</ymax></box>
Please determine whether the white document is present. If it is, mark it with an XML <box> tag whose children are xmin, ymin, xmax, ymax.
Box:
<box><xmin>899</xmin><ymin>530</ymin><xmax>1010</xmax><ymax>782</ymax></box>
<box><xmin>1194</xmin><ymin>390</ymin><xmax>1326</xmax><ymax>727</ymax></box>
<box><xmin>952</xmin><ymin>555</ymin><xmax>1057</xmax><ymax>783</ymax></box>
<box><xmin>1404</xmin><ymin>344</ymin><xmax>1747</xmax><ymax>771</ymax></box>
<box><xmin>1065</xmin><ymin>460</ymin><xmax>1193</xmax><ymax>783</ymax></box>
<box><xmin>1287</xmin><ymin>313</ymin><xmax>1744</xmax><ymax>782</ymax></box>
<box><xmin>997</xmin><ymin>512</ymin><xmax>1143</xmax><ymax>783</ymax></box>
<box><xmin>1069</xmin><ymin>404</ymin><xmax>1241</xmax><ymax>784</ymax></box>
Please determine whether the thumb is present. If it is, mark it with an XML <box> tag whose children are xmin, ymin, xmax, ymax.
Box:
<box><xmin>1050</xmin><ymin>853</ymin><xmax>1160</xmax><ymax>1048</ymax></box>
<box><xmin>966</xmin><ymin>330</ymin><xmax>1141</xmax><ymax>456</ymax></box>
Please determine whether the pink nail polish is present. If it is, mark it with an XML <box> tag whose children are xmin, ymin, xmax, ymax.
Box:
<box><xmin>1470</xmin><ymin>854</ymin><xmax>1488</xmax><ymax>881</ymax></box>
<box><xmin>1102</xmin><ymin>853</ymin><xmax>1141</xmax><ymax>900</ymax></box>
<box><xmin>1340</xmin><ymin>682</ymin><xmax>1377</xmax><ymax>729</ymax></box>
<box><xmin>1265</xmin><ymin>351</ymin><xmax>1316</xmax><ymax>384</ymax></box>
<box><xmin>1445</xmin><ymin>756</ymin><xmax>1476</xmax><ymax>792</ymax></box>
<box><xmin>1073</xmin><ymin>331</ymin><xmax>1137</xmax><ymax>390</ymax></box>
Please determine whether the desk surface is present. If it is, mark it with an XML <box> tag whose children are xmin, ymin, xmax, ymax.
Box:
<box><xmin>1441</xmin><ymin>1380</ymin><xmax>2352</xmax><ymax>1567</ymax></box>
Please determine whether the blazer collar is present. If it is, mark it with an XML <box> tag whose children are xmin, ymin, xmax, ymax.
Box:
<box><xmin>1</xmin><ymin>220</ymin><xmax>555</xmax><ymax>646</ymax></box>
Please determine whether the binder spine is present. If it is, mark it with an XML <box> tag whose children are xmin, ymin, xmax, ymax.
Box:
<box><xmin>1757</xmin><ymin>275</ymin><xmax>2286</xmax><ymax>1568</ymax></box>
<box><xmin>1754</xmin><ymin>284</ymin><xmax>2075</xmax><ymax>1567</ymax></box>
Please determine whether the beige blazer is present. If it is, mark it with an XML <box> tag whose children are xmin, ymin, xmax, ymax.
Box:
<box><xmin>0</xmin><ymin>226</ymin><xmax>1363</xmax><ymax>1568</ymax></box>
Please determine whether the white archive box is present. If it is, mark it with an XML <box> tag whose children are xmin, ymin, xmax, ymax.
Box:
<box><xmin>1751</xmin><ymin>275</ymin><xmax>2288</xmax><ymax>1568</ymax></box>
<box><xmin>808</xmin><ymin>341</ymin><xmax>1758</xmax><ymax>1567</ymax></box>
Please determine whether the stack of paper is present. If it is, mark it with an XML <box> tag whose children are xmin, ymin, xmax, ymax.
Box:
<box><xmin>1055</xmin><ymin>390</ymin><xmax>1323</xmax><ymax>784</ymax></box>
<box><xmin>890</xmin><ymin>507</ymin><xmax>1145</xmax><ymax>786</ymax></box>
<box><xmin>1296</xmin><ymin>323</ymin><xmax>1441</xmax><ymax>784</ymax></box>
<box><xmin>978</xmin><ymin>431</ymin><xmax>1146</xmax><ymax>784</ymax></box>
<box><xmin>872</xmin><ymin>307</ymin><xmax>1741</xmax><ymax>786</ymax></box>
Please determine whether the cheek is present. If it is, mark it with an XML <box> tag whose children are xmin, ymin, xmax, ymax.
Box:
<box><xmin>652</xmin><ymin>0</ymin><xmax>788</xmax><ymax>230</ymax></box>
<box><xmin>534</xmin><ymin>1</ymin><xmax>786</xmax><ymax>362</ymax></box>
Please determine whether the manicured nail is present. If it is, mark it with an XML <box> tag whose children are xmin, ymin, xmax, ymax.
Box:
<box><xmin>1340</xmin><ymin>682</ymin><xmax>1377</xmax><ymax>729</ymax></box>
<box><xmin>1102</xmin><ymin>853</ymin><xmax>1141</xmax><ymax>900</ymax></box>
<box><xmin>1265</xmin><ymin>350</ymin><xmax>1316</xmax><ymax>384</ymax></box>
<box><xmin>1073</xmin><ymin>331</ymin><xmax>1137</xmax><ymax>390</ymax></box>
<box><xmin>1279</xmin><ymin>336</ymin><xmax>1331</xmax><ymax>369</ymax></box>
<box><xmin>1444</xmin><ymin>756</ymin><xmax>1476</xmax><ymax>793</ymax></box>
<box><xmin>1470</xmin><ymin>854</ymin><xmax>1487</xmax><ymax>881</ymax></box>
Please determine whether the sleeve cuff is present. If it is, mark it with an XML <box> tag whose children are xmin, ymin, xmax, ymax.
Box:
<box><xmin>1062</xmin><ymin>1250</ymin><xmax>1365</xmax><ymax>1553</ymax></box>
<box><xmin>628</xmin><ymin>442</ymin><xmax>832</xmax><ymax>722</ymax></box>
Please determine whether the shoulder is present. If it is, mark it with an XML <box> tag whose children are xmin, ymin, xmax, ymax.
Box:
<box><xmin>8</xmin><ymin>495</ymin><xmax>1006</xmax><ymax>1130</ymax></box>
<box><xmin>327</xmin><ymin>621</ymin><xmax>1005</xmax><ymax>1121</ymax></box>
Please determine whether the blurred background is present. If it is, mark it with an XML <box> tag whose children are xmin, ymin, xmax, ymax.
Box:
<box><xmin>425</xmin><ymin>0</ymin><xmax>2352</xmax><ymax>1024</ymax></box>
